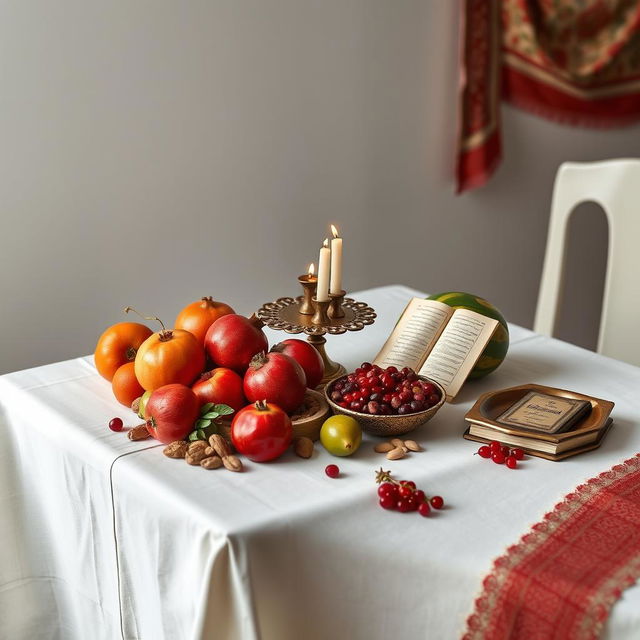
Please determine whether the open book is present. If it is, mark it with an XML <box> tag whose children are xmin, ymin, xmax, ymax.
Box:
<box><xmin>373</xmin><ymin>298</ymin><xmax>499</xmax><ymax>401</ymax></box>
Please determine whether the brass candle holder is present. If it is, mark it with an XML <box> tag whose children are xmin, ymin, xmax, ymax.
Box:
<box><xmin>297</xmin><ymin>274</ymin><xmax>317</xmax><ymax>315</ymax></box>
<box><xmin>328</xmin><ymin>289</ymin><xmax>346</xmax><ymax>319</ymax></box>
<box><xmin>256</xmin><ymin>289</ymin><xmax>376</xmax><ymax>387</ymax></box>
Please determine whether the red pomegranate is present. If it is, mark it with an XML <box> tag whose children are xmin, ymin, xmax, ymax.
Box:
<box><xmin>271</xmin><ymin>339</ymin><xmax>324</xmax><ymax>389</ymax></box>
<box><xmin>205</xmin><ymin>314</ymin><xmax>269</xmax><ymax>373</ymax></box>
<box><xmin>192</xmin><ymin>367</ymin><xmax>246</xmax><ymax>411</ymax></box>
<box><xmin>231</xmin><ymin>400</ymin><xmax>293</xmax><ymax>462</ymax></box>
<box><xmin>243</xmin><ymin>351</ymin><xmax>306</xmax><ymax>414</ymax></box>
<box><xmin>145</xmin><ymin>384</ymin><xmax>200</xmax><ymax>444</ymax></box>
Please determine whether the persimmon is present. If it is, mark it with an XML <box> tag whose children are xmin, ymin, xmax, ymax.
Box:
<box><xmin>112</xmin><ymin>362</ymin><xmax>145</xmax><ymax>407</ymax></box>
<box><xmin>175</xmin><ymin>297</ymin><xmax>235</xmax><ymax>345</ymax></box>
<box><xmin>126</xmin><ymin>307</ymin><xmax>206</xmax><ymax>392</ymax></box>
<box><xmin>95</xmin><ymin>322</ymin><xmax>153</xmax><ymax>381</ymax></box>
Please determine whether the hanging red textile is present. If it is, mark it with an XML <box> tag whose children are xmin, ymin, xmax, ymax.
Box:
<box><xmin>457</xmin><ymin>0</ymin><xmax>640</xmax><ymax>193</ymax></box>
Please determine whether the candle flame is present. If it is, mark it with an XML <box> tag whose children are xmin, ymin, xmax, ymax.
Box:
<box><xmin>331</xmin><ymin>224</ymin><xmax>339</xmax><ymax>239</ymax></box>
<box><xmin>323</xmin><ymin>238</ymin><xmax>329</xmax><ymax>248</ymax></box>
<box><xmin>308</xmin><ymin>262</ymin><xmax>315</xmax><ymax>276</ymax></box>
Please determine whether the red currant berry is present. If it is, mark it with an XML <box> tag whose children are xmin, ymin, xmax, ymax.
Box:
<box><xmin>400</xmin><ymin>480</ymin><xmax>416</xmax><ymax>489</ymax></box>
<box><xmin>492</xmin><ymin>452</ymin><xmax>505</xmax><ymax>465</ymax></box>
<box><xmin>378</xmin><ymin>483</ymin><xmax>398</xmax><ymax>499</ymax></box>
<box><xmin>379</xmin><ymin>495</ymin><xmax>396</xmax><ymax>510</ymax></box>
<box><xmin>397</xmin><ymin>498</ymin><xmax>412</xmax><ymax>513</ymax></box>
<box><xmin>505</xmin><ymin>456</ymin><xmax>518</xmax><ymax>469</ymax></box>
<box><xmin>501</xmin><ymin>446</ymin><xmax>510</xmax><ymax>457</ymax></box>
<box><xmin>489</xmin><ymin>440</ymin><xmax>502</xmax><ymax>452</ymax></box>
<box><xmin>398</xmin><ymin>485</ymin><xmax>413</xmax><ymax>498</ymax></box>
<box><xmin>325</xmin><ymin>464</ymin><xmax>340</xmax><ymax>478</ymax></box>
<box><xmin>477</xmin><ymin>445</ymin><xmax>491</xmax><ymax>458</ymax></box>
<box><xmin>413</xmin><ymin>489</ymin><xmax>426</xmax><ymax>503</ymax></box>
<box><xmin>418</xmin><ymin>502</ymin><xmax>431</xmax><ymax>517</ymax></box>
<box><xmin>109</xmin><ymin>417</ymin><xmax>123</xmax><ymax>432</ymax></box>
<box><xmin>405</xmin><ymin>496</ymin><xmax>419</xmax><ymax>512</ymax></box>
<box><xmin>430</xmin><ymin>496</ymin><xmax>444</xmax><ymax>509</ymax></box>
<box><xmin>511</xmin><ymin>448</ymin><xmax>525</xmax><ymax>460</ymax></box>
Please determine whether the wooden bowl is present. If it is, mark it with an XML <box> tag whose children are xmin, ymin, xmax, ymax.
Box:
<box><xmin>219</xmin><ymin>389</ymin><xmax>330</xmax><ymax>442</ymax></box>
<box><xmin>324</xmin><ymin>375</ymin><xmax>446</xmax><ymax>437</ymax></box>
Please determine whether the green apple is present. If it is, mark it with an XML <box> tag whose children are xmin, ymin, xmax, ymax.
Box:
<box><xmin>320</xmin><ymin>415</ymin><xmax>362</xmax><ymax>457</ymax></box>
<box><xmin>137</xmin><ymin>390</ymin><xmax>152</xmax><ymax>419</ymax></box>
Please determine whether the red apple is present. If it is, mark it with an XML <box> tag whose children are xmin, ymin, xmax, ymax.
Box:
<box><xmin>205</xmin><ymin>314</ymin><xmax>269</xmax><ymax>373</ymax></box>
<box><xmin>271</xmin><ymin>339</ymin><xmax>324</xmax><ymax>389</ymax></box>
<box><xmin>192</xmin><ymin>367</ymin><xmax>246</xmax><ymax>411</ymax></box>
<box><xmin>231</xmin><ymin>400</ymin><xmax>293</xmax><ymax>462</ymax></box>
<box><xmin>243</xmin><ymin>351</ymin><xmax>306</xmax><ymax>414</ymax></box>
<box><xmin>145</xmin><ymin>383</ymin><xmax>199</xmax><ymax>444</ymax></box>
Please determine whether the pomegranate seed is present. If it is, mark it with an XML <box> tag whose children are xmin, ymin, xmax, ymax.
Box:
<box><xmin>477</xmin><ymin>445</ymin><xmax>492</xmax><ymax>458</ymax></box>
<box><xmin>506</xmin><ymin>456</ymin><xmax>518</xmax><ymax>469</ymax></box>
<box><xmin>492</xmin><ymin>452</ymin><xmax>505</xmax><ymax>464</ymax></box>
<box><xmin>511</xmin><ymin>448</ymin><xmax>525</xmax><ymax>460</ymax></box>
<box><xmin>109</xmin><ymin>417</ymin><xmax>123</xmax><ymax>432</ymax></box>
<box><xmin>430</xmin><ymin>496</ymin><xmax>444</xmax><ymax>509</ymax></box>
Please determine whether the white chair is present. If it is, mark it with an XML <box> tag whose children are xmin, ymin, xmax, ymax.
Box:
<box><xmin>534</xmin><ymin>159</ymin><xmax>640</xmax><ymax>367</ymax></box>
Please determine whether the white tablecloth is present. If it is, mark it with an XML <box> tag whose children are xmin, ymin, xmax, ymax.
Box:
<box><xmin>1</xmin><ymin>285</ymin><xmax>639</xmax><ymax>640</ymax></box>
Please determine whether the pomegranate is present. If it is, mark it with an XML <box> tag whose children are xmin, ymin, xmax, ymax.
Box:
<box><xmin>192</xmin><ymin>367</ymin><xmax>246</xmax><ymax>411</ymax></box>
<box><xmin>145</xmin><ymin>384</ymin><xmax>200</xmax><ymax>444</ymax></box>
<box><xmin>271</xmin><ymin>338</ymin><xmax>324</xmax><ymax>389</ymax></box>
<box><xmin>205</xmin><ymin>314</ymin><xmax>268</xmax><ymax>373</ymax></box>
<box><xmin>243</xmin><ymin>351</ymin><xmax>306</xmax><ymax>414</ymax></box>
<box><xmin>231</xmin><ymin>400</ymin><xmax>293</xmax><ymax>462</ymax></box>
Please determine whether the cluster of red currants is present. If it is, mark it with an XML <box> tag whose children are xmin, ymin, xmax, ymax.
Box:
<box><xmin>476</xmin><ymin>441</ymin><xmax>525</xmax><ymax>469</ymax></box>
<box><xmin>378</xmin><ymin>480</ymin><xmax>444</xmax><ymax>517</ymax></box>
<box><xmin>331</xmin><ymin>363</ymin><xmax>441</xmax><ymax>415</ymax></box>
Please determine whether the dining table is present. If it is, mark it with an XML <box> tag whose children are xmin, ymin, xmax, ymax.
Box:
<box><xmin>1</xmin><ymin>284</ymin><xmax>639</xmax><ymax>640</ymax></box>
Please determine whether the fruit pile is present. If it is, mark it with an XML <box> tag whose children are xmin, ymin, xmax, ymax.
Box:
<box><xmin>95</xmin><ymin>298</ymin><xmax>326</xmax><ymax>464</ymax></box>
<box><xmin>375</xmin><ymin>468</ymin><xmax>444</xmax><ymax>517</ymax></box>
<box><xmin>330</xmin><ymin>363</ymin><xmax>441</xmax><ymax>415</ymax></box>
<box><xmin>476</xmin><ymin>441</ymin><xmax>525</xmax><ymax>469</ymax></box>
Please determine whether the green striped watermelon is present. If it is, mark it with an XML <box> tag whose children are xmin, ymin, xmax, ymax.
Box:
<box><xmin>427</xmin><ymin>292</ymin><xmax>509</xmax><ymax>379</ymax></box>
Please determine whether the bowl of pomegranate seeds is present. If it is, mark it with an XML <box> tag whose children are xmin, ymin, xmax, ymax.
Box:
<box><xmin>324</xmin><ymin>363</ymin><xmax>446</xmax><ymax>436</ymax></box>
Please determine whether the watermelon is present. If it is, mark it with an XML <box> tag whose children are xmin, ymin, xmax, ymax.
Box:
<box><xmin>427</xmin><ymin>292</ymin><xmax>509</xmax><ymax>379</ymax></box>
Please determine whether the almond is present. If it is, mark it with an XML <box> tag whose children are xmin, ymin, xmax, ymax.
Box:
<box><xmin>222</xmin><ymin>455</ymin><xmax>243</xmax><ymax>472</ymax></box>
<box><xmin>390</xmin><ymin>438</ymin><xmax>405</xmax><ymax>449</ymax></box>
<box><xmin>386</xmin><ymin>447</ymin><xmax>406</xmax><ymax>460</ymax></box>
<box><xmin>188</xmin><ymin>440</ymin><xmax>208</xmax><ymax>455</ymax></box>
<box><xmin>294</xmin><ymin>437</ymin><xmax>314</xmax><ymax>459</ymax></box>
<box><xmin>163</xmin><ymin>441</ymin><xmax>188</xmax><ymax>458</ymax></box>
<box><xmin>127</xmin><ymin>424</ymin><xmax>151</xmax><ymax>441</ymax></box>
<box><xmin>374</xmin><ymin>442</ymin><xmax>395</xmax><ymax>453</ymax></box>
<box><xmin>209</xmin><ymin>434</ymin><xmax>232</xmax><ymax>458</ymax></box>
<box><xmin>201</xmin><ymin>456</ymin><xmax>223</xmax><ymax>470</ymax></box>
<box><xmin>404</xmin><ymin>440</ymin><xmax>423</xmax><ymax>452</ymax></box>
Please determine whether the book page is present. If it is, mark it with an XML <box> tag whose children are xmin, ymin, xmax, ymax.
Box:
<box><xmin>418</xmin><ymin>309</ymin><xmax>498</xmax><ymax>400</ymax></box>
<box><xmin>373</xmin><ymin>298</ymin><xmax>453</xmax><ymax>371</ymax></box>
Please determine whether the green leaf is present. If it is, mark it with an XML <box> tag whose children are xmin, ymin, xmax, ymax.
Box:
<box><xmin>202</xmin><ymin>411</ymin><xmax>220</xmax><ymax>420</ymax></box>
<box><xmin>195</xmin><ymin>418</ymin><xmax>211</xmax><ymax>429</ymax></box>
<box><xmin>200</xmin><ymin>402</ymin><xmax>214</xmax><ymax>415</ymax></box>
<box><xmin>197</xmin><ymin>428</ymin><xmax>206</xmax><ymax>440</ymax></box>
<box><xmin>188</xmin><ymin>431</ymin><xmax>200</xmax><ymax>442</ymax></box>
<box><xmin>213</xmin><ymin>404</ymin><xmax>234</xmax><ymax>416</ymax></box>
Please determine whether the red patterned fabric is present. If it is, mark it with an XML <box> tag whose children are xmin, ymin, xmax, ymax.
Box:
<box><xmin>457</xmin><ymin>0</ymin><xmax>640</xmax><ymax>192</ymax></box>
<box><xmin>463</xmin><ymin>454</ymin><xmax>640</xmax><ymax>640</ymax></box>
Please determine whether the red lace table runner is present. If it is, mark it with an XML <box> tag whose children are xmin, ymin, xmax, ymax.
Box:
<box><xmin>463</xmin><ymin>454</ymin><xmax>640</xmax><ymax>640</ymax></box>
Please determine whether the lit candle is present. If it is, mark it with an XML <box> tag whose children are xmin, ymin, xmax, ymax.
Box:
<box><xmin>307</xmin><ymin>262</ymin><xmax>316</xmax><ymax>280</ymax></box>
<box><xmin>329</xmin><ymin>224</ymin><xmax>343</xmax><ymax>294</ymax></box>
<box><xmin>316</xmin><ymin>239</ymin><xmax>331</xmax><ymax>302</ymax></box>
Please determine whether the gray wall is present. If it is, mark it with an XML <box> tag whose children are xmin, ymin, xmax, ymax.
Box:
<box><xmin>0</xmin><ymin>1</ymin><xmax>632</xmax><ymax>375</ymax></box>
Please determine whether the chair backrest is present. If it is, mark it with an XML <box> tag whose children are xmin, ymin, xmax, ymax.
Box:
<box><xmin>534</xmin><ymin>159</ymin><xmax>640</xmax><ymax>366</ymax></box>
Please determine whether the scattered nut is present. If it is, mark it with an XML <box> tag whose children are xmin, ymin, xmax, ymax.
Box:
<box><xmin>131</xmin><ymin>397</ymin><xmax>141</xmax><ymax>414</ymax></box>
<box><xmin>188</xmin><ymin>440</ymin><xmax>208</xmax><ymax>456</ymax></box>
<box><xmin>386</xmin><ymin>447</ymin><xmax>406</xmax><ymax>460</ymax></box>
<box><xmin>127</xmin><ymin>424</ymin><xmax>151</xmax><ymax>441</ymax></box>
<box><xmin>222</xmin><ymin>455</ymin><xmax>243</xmax><ymax>472</ymax></box>
<box><xmin>390</xmin><ymin>438</ymin><xmax>405</xmax><ymax>449</ymax></box>
<box><xmin>404</xmin><ymin>440</ymin><xmax>423</xmax><ymax>452</ymax></box>
<box><xmin>201</xmin><ymin>456</ymin><xmax>223</xmax><ymax>470</ymax></box>
<box><xmin>186</xmin><ymin>449</ymin><xmax>209</xmax><ymax>465</ymax></box>
<box><xmin>209</xmin><ymin>434</ymin><xmax>232</xmax><ymax>458</ymax></box>
<box><xmin>163</xmin><ymin>441</ymin><xmax>188</xmax><ymax>458</ymax></box>
<box><xmin>374</xmin><ymin>442</ymin><xmax>395</xmax><ymax>453</ymax></box>
<box><xmin>294</xmin><ymin>437</ymin><xmax>314</xmax><ymax>459</ymax></box>
<box><xmin>204</xmin><ymin>446</ymin><xmax>215</xmax><ymax>457</ymax></box>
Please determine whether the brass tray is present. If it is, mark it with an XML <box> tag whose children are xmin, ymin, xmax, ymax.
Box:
<box><xmin>464</xmin><ymin>383</ymin><xmax>614</xmax><ymax>443</ymax></box>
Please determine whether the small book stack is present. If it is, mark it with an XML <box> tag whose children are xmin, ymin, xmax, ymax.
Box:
<box><xmin>463</xmin><ymin>384</ymin><xmax>615</xmax><ymax>461</ymax></box>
